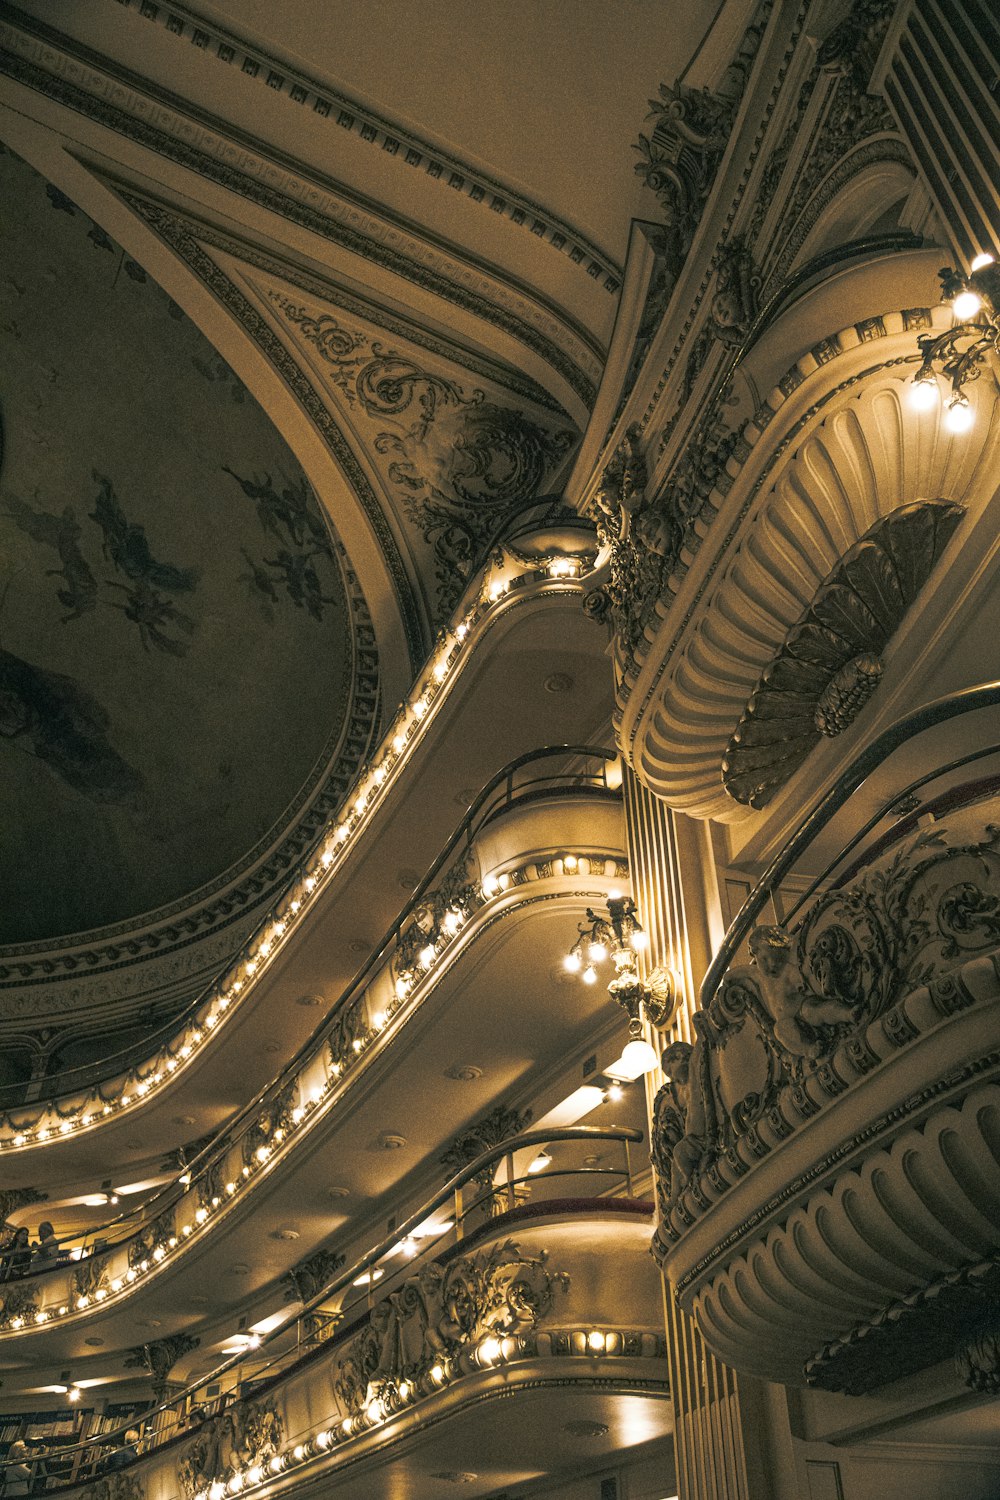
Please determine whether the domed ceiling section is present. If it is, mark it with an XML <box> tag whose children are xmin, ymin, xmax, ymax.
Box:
<box><xmin>0</xmin><ymin>146</ymin><xmax>376</xmax><ymax>959</ymax></box>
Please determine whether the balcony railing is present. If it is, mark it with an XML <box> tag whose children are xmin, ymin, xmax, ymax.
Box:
<box><xmin>0</xmin><ymin>1125</ymin><xmax>650</xmax><ymax>1495</ymax></box>
<box><xmin>0</xmin><ymin>749</ymin><xmax>623</xmax><ymax>1334</ymax></box>
<box><xmin>652</xmin><ymin>681</ymin><xmax>1000</xmax><ymax>1392</ymax></box>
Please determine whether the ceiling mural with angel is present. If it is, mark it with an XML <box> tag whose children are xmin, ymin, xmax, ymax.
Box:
<box><xmin>0</xmin><ymin>147</ymin><xmax>361</xmax><ymax>945</ymax></box>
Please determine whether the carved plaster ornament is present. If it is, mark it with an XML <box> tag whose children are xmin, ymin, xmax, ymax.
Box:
<box><xmin>708</xmin><ymin>237</ymin><xmax>762</xmax><ymax>348</ymax></box>
<box><xmin>651</xmin><ymin>820</ymin><xmax>1000</xmax><ymax>1262</ymax></box>
<box><xmin>956</xmin><ymin>1319</ymin><xmax>1000</xmax><ymax>1395</ymax></box>
<box><xmin>281</xmin><ymin>1246</ymin><xmax>345</xmax><ymax>1304</ymax></box>
<box><xmin>333</xmin><ymin>1238</ymin><xmax>568</xmax><ymax>1414</ymax></box>
<box><xmin>177</xmin><ymin>1400</ymin><xmax>283</xmax><ymax>1500</ymax></box>
<box><xmin>79</xmin><ymin>1474</ymin><xmax>145</xmax><ymax>1500</ymax></box>
<box><xmin>125</xmin><ymin>1332</ymin><xmax>200</xmax><ymax>1399</ymax></box>
<box><xmin>722</xmin><ymin>500</ymin><xmax>965</xmax><ymax>808</ymax></box>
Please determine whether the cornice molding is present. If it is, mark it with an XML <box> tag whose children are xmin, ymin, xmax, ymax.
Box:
<box><xmin>0</xmin><ymin>13</ymin><xmax>603</xmax><ymax>410</ymax></box>
<box><xmin>99</xmin><ymin>0</ymin><xmax>623</xmax><ymax>291</ymax></box>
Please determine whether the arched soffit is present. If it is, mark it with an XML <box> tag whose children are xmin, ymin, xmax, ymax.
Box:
<box><xmin>122</xmin><ymin>201</ymin><xmax>581</xmax><ymax>632</ymax></box>
<box><xmin>0</xmin><ymin>146</ymin><xmax>380</xmax><ymax>1005</ymax></box>
<box><xmin>623</xmin><ymin>311</ymin><xmax>1000</xmax><ymax>820</ymax></box>
<box><xmin>789</xmin><ymin>158</ymin><xmax>920</xmax><ymax>273</ymax></box>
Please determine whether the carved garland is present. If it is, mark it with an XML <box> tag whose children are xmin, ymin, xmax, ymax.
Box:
<box><xmin>333</xmin><ymin>1239</ymin><xmax>569</xmax><ymax>1415</ymax></box>
<box><xmin>651</xmin><ymin>821</ymin><xmax>1000</xmax><ymax>1252</ymax></box>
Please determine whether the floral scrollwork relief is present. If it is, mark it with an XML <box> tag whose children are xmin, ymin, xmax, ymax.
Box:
<box><xmin>651</xmin><ymin>823</ymin><xmax>1000</xmax><ymax>1233</ymax></box>
<box><xmin>242</xmin><ymin>1080</ymin><xmax>299</xmax><ymax>1168</ymax></box>
<box><xmin>79</xmin><ymin>1473</ymin><xmax>144</xmax><ymax>1500</ymax></box>
<box><xmin>333</xmin><ymin>1238</ymin><xmax>568</xmax><ymax>1415</ymax></box>
<box><xmin>723</xmin><ymin>502</ymin><xmax>965</xmax><ymax>808</ymax></box>
<box><xmin>177</xmin><ymin>1400</ymin><xmax>283</xmax><ymax>1500</ymax></box>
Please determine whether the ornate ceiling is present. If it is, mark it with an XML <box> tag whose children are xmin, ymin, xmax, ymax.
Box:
<box><xmin>0</xmin><ymin>145</ymin><xmax>373</xmax><ymax>951</ymax></box>
<box><xmin>0</xmin><ymin>0</ymin><xmax>714</xmax><ymax>1053</ymax></box>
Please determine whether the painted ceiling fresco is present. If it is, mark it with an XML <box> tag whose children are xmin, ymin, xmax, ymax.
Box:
<box><xmin>0</xmin><ymin>147</ymin><xmax>357</xmax><ymax>945</ymax></box>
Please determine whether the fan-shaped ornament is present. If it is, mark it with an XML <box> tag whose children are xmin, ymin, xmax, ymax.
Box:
<box><xmin>722</xmin><ymin>500</ymin><xmax>965</xmax><ymax>809</ymax></box>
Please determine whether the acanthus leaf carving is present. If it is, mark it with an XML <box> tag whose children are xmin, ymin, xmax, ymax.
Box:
<box><xmin>651</xmin><ymin>821</ymin><xmax>1000</xmax><ymax>1237</ymax></box>
<box><xmin>333</xmin><ymin>1238</ymin><xmax>568</xmax><ymax>1414</ymax></box>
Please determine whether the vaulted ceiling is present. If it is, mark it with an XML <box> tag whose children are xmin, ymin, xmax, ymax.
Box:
<box><xmin>0</xmin><ymin>0</ymin><xmax>716</xmax><ymax>1047</ymax></box>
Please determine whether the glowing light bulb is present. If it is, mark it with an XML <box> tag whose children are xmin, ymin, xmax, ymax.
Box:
<box><xmin>970</xmin><ymin>253</ymin><xmax>996</xmax><ymax>272</ymax></box>
<box><xmin>587</xmin><ymin>1330</ymin><xmax>607</xmax><ymax>1352</ymax></box>
<box><xmin>419</xmin><ymin>943</ymin><xmax>436</xmax><ymax>969</ymax></box>
<box><xmin>952</xmin><ymin>288</ymin><xmax>983</xmax><ymax>320</ymax></box>
<box><xmin>564</xmin><ymin>951</ymin><xmax>582</xmax><ymax>973</ymax></box>
<box><xmin>909</xmin><ymin>374</ymin><xmax>939</xmax><ymax>411</ymax></box>
<box><xmin>588</xmin><ymin>941</ymin><xmax>607</xmax><ymax>963</ymax></box>
<box><xmin>606</xmin><ymin>1083</ymin><xmax>624</xmax><ymax>1102</ymax></box>
<box><xmin>630</xmin><ymin>929</ymin><xmax>649</xmax><ymax>951</ymax></box>
<box><xmin>582</xmin><ymin>965</ymin><xmax>598</xmax><ymax>985</ymax></box>
<box><xmin>620</xmin><ymin>1037</ymin><xmax>659</xmax><ymax>1075</ymax></box>
<box><xmin>945</xmin><ymin>397</ymin><xmax>974</xmax><ymax>433</ymax></box>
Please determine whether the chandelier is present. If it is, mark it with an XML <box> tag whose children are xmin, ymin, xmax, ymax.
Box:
<box><xmin>564</xmin><ymin>896</ymin><xmax>675</xmax><ymax>1075</ymax></box>
<box><xmin>910</xmin><ymin>252</ymin><xmax>999</xmax><ymax>431</ymax></box>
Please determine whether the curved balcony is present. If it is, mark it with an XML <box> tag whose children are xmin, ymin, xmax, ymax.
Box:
<box><xmin>0</xmin><ymin>1131</ymin><xmax>669</xmax><ymax>1500</ymax></box>
<box><xmin>598</xmin><ymin>245</ymin><xmax>1000</xmax><ymax>826</ymax></box>
<box><xmin>651</xmin><ymin>685</ymin><xmax>1000</xmax><ymax>1397</ymax></box>
<box><xmin>0</xmin><ymin>533</ymin><xmax>609</xmax><ymax>1165</ymax></box>
<box><xmin>0</xmin><ymin>753</ymin><xmax>627</xmax><ymax>1360</ymax></box>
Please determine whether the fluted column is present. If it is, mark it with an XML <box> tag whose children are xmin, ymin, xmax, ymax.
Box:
<box><xmin>622</xmin><ymin>770</ymin><xmax>753</xmax><ymax>1500</ymax></box>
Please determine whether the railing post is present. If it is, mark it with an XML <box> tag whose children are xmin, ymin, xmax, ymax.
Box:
<box><xmin>506</xmin><ymin>1152</ymin><xmax>516</xmax><ymax>1212</ymax></box>
<box><xmin>454</xmin><ymin>1183</ymin><xmax>464</xmax><ymax>1240</ymax></box>
<box><xmin>624</xmin><ymin>1138</ymin><xmax>634</xmax><ymax>1199</ymax></box>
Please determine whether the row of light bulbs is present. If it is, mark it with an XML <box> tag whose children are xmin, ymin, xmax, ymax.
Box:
<box><xmin>5</xmin><ymin>841</ymin><xmax>603</xmax><ymax>1332</ymax></box>
<box><xmin>0</xmin><ymin>553</ymin><xmax>590</xmax><ymax>1151</ymax></box>
<box><xmin>187</xmin><ymin>1324</ymin><xmax>629</xmax><ymax>1500</ymax></box>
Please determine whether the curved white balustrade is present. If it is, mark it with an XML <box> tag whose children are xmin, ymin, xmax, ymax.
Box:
<box><xmin>0</xmin><ymin>540</ymin><xmax>600</xmax><ymax>1155</ymax></box>
<box><xmin>0</xmin><ymin>789</ymin><xmax>626</xmax><ymax>1342</ymax></box>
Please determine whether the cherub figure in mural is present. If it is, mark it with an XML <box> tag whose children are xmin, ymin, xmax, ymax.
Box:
<box><xmin>89</xmin><ymin>472</ymin><xmax>200</xmax><ymax>594</ymax></box>
<box><xmin>2</xmin><ymin>492</ymin><xmax>98</xmax><ymax>621</ymax></box>
<box><xmin>262</xmin><ymin>549</ymin><xmax>337</xmax><ymax>623</ymax></box>
<box><xmin>105</xmin><ymin>578</ymin><xmax>196</xmax><ymax>657</ymax></box>
<box><xmin>221</xmin><ymin>467</ymin><xmax>331</xmax><ymax>554</ymax></box>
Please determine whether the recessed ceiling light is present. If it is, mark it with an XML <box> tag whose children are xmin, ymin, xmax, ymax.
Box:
<box><xmin>229</xmin><ymin>1263</ymin><xmax>250</xmax><ymax>1275</ymax></box>
<box><xmin>271</xmin><ymin>1227</ymin><xmax>300</xmax><ymax>1241</ymax></box>
<box><xmin>135</xmin><ymin>1319</ymin><xmax>162</xmax><ymax>1329</ymax></box>
<box><xmin>348</xmin><ymin>939</ymin><xmax>369</xmax><ymax>954</ymax></box>
<box><xmin>397</xmin><ymin>868</ymin><xmax>420</xmax><ymax>890</ymax></box>
<box><xmin>431</xmin><ymin>1475</ymin><xmax>478</xmax><ymax>1485</ymax></box>
<box><xmin>328</xmin><ymin>1186</ymin><xmax>350</xmax><ymax>1199</ymax></box>
<box><xmin>376</xmin><ymin>1133</ymin><xmax>406</xmax><ymax>1151</ymax></box>
<box><xmin>563</xmin><ymin>1419</ymin><xmax>609</xmax><ymax>1437</ymax></box>
<box><xmin>296</xmin><ymin>993</ymin><xmax>323</xmax><ymax>1006</ymax></box>
<box><xmin>173</xmin><ymin>1115</ymin><xmax>196</xmax><ymax>1127</ymax></box>
<box><xmin>84</xmin><ymin>1337</ymin><xmax>104</xmax><ymax>1347</ymax></box>
<box><xmin>544</xmin><ymin>672</ymin><xmax>574</xmax><ymax>693</ymax></box>
<box><xmin>444</xmin><ymin>1064</ymin><xmax>483</xmax><ymax>1082</ymax></box>
<box><xmin>263</xmin><ymin>1041</ymin><xmax>281</xmax><ymax>1053</ymax></box>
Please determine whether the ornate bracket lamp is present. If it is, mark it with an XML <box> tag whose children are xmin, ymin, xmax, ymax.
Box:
<box><xmin>910</xmin><ymin>253</ymin><xmax>1000</xmax><ymax>430</ymax></box>
<box><xmin>564</xmin><ymin>896</ymin><xmax>675</xmax><ymax>1074</ymax></box>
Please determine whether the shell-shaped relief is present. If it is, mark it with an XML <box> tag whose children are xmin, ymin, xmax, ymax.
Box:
<box><xmin>633</xmin><ymin>370</ymin><xmax>1000</xmax><ymax>818</ymax></box>
<box><xmin>721</xmin><ymin>499</ymin><xmax>964</xmax><ymax>808</ymax></box>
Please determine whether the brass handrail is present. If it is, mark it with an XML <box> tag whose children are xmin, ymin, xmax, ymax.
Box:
<box><xmin>700</xmin><ymin>681</ymin><xmax>1000</xmax><ymax>1008</ymax></box>
<box><xmin>0</xmin><ymin>1124</ymin><xmax>643</xmax><ymax>1480</ymax></box>
<box><xmin>4</xmin><ymin>747</ymin><xmax>618</xmax><ymax>1269</ymax></box>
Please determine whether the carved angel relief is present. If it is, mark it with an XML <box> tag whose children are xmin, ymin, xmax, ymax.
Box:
<box><xmin>651</xmin><ymin>823</ymin><xmax>1000</xmax><ymax>1228</ymax></box>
